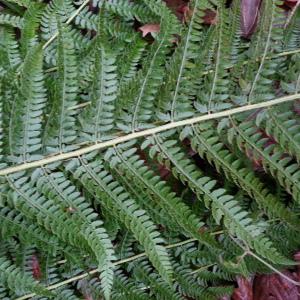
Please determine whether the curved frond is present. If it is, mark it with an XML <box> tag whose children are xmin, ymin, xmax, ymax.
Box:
<box><xmin>8</xmin><ymin>45</ymin><xmax>47</xmax><ymax>163</ymax></box>
<box><xmin>189</xmin><ymin>121</ymin><xmax>300</xmax><ymax>229</ymax></box>
<box><xmin>146</xmin><ymin>133</ymin><xmax>291</xmax><ymax>265</ymax></box>
<box><xmin>44</xmin><ymin>23</ymin><xmax>79</xmax><ymax>154</ymax></box>
<box><xmin>230</xmin><ymin>117</ymin><xmax>300</xmax><ymax>203</ymax></box>
<box><xmin>69</xmin><ymin>157</ymin><xmax>174</xmax><ymax>283</ymax></box>
<box><xmin>0</xmin><ymin>14</ymin><xmax>23</xmax><ymax>28</ymax></box>
<box><xmin>79</xmin><ymin>42</ymin><xmax>117</xmax><ymax>143</ymax></box>
<box><xmin>0</xmin><ymin>256</ymin><xmax>52</xmax><ymax>298</ymax></box>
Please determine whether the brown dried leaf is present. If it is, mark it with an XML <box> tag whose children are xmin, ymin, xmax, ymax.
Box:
<box><xmin>138</xmin><ymin>24</ymin><xmax>160</xmax><ymax>37</ymax></box>
<box><xmin>284</xmin><ymin>0</ymin><xmax>299</xmax><ymax>8</ymax></box>
<box><xmin>232</xmin><ymin>277</ymin><xmax>253</xmax><ymax>300</ymax></box>
<box><xmin>253</xmin><ymin>272</ymin><xmax>298</xmax><ymax>300</ymax></box>
<box><xmin>241</xmin><ymin>0</ymin><xmax>262</xmax><ymax>38</ymax></box>
<box><xmin>31</xmin><ymin>255</ymin><xmax>42</xmax><ymax>280</ymax></box>
<box><xmin>203</xmin><ymin>9</ymin><xmax>218</xmax><ymax>25</ymax></box>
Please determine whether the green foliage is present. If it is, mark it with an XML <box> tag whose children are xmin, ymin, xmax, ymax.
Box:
<box><xmin>0</xmin><ymin>13</ymin><xmax>24</xmax><ymax>28</ymax></box>
<box><xmin>44</xmin><ymin>23</ymin><xmax>79</xmax><ymax>153</ymax></box>
<box><xmin>0</xmin><ymin>256</ymin><xmax>53</xmax><ymax>297</ymax></box>
<box><xmin>8</xmin><ymin>44</ymin><xmax>47</xmax><ymax>163</ymax></box>
<box><xmin>0</xmin><ymin>1</ymin><xmax>300</xmax><ymax>299</ymax></box>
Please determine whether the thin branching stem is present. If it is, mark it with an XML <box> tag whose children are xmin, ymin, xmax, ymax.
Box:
<box><xmin>231</xmin><ymin>237</ymin><xmax>300</xmax><ymax>286</ymax></box>
<box><xmin>0</xmin><ymin>93</ymin><xmax>299</xmax><ymax>176</ymax></box>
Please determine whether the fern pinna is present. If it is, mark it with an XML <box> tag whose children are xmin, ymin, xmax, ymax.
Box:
<box><xmin>0</xmin><ymin>0</ymin><xmax>300</xmax><ymax>299</ymax></box>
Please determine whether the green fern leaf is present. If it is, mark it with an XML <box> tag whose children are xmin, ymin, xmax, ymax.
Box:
<box><xmin>44</xmin><ymin>23</ymin><xmax>79</xmax><ymax>153</ymax></box>
<box><xmin>0</xmin><ymin>256</ymin><xmax>53</xmax><ymax>298</ymax></box>
<box><xmin>70</xmin><ymin>157</ymin><xmax>174</xmax><ymax>283</ymax></box>
<box><xmin>8</xmin><ymin>45</ymin><xmax>47</xmax><ymax>163</ymax></box>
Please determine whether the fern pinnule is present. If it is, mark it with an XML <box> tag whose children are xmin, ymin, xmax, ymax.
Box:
<box><xmin>0</xmin><ymin>13</ymin><xmax>24</xmax><ymax>29</ymax></box>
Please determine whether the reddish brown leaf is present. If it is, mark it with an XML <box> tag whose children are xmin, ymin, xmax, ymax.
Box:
<box><xmin>177</xmin><ymin>4</ymin><xmax>191</xmax><ymax>22</ymax></box>
<box><xmin>138</xmin><ymin>24</ymin><xmax>160</xmax><ymax>37</ymax></box>
<box><xmin>164</xmin><ymin>0</ymin><xmax>188</xmax><ymax>20</ymax></box>
<box><xmin>285</xmin><ymin>0</ymin><xmax>299</xmax><ymax>8</ymax></box>
<box><xmin>31</xmin><ymin>255</ymin><xmax>42</xmax><ymax>280</ymax></box>
<box><xmin>165</xmin><ymin>0</ymin><xmax>217</xmax><ymax>24</ymax></box>
<box><xmin>241</xmin><ymin>0</ymin><xmax>262</xmax><ymax>38</ymax></box>
<box><xmin>293</xmin><ymin>251</ymin><xmax>300</xmax><ymax>262</ymax></box>
<box><xmin>203</xmin><ymin>9</ymin><xmax>218</xmax><ymax>25</ymax></box>
<box><xmin>158</xmin><ymin>164</ymin><xmax>171</xmax><ymax>179</ymax></box>
<box><xmin>232</xmin><ymin>277</ymin><xmax>253</xmax><ymax>300</ymax></box>
<box><xmin>253</xmin><ymin>272</ymin><xmax>298</xmax><ymax>300</ymax></box>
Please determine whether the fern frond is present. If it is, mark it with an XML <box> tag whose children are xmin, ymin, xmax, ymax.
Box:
<box><xmin>8</xmin><ymin>45</ymin><xmax>47</xmax><ymax>163</ymax></box>
<box><xmin>284</xmin><ymin>8</ymin><xmax>300</xmax><ymax>50</ymax></box>
<box><xmin>0</xmin><ymin>82</ymin><xmax>4</xmax><ymax>170</ymax></box>
<box><xmin>20</xmin><ymin>3</ymin><xmax>44</xmax><ymax>55</ymax></box>
<box><xmin>1</xmin><ymin>1</ymin><xmax>300</xmax><ymax>298</ymax></box>
<box><xmin>174</xmin><ymin>263</ymin><xmax>233</xmax><ymax>299</ymax></box>
<box><xmin>189</xmin><ymin>121</ymin><xmax>300</xmax><ymax>228</ymax></box>
<box><xmin>44</xmin><ymin>23</ymin><xmax>79</xmax><ymax>154</ymax></box>
<box><xmin>69</xmin><ymin>157</ymin><xmax>174</xmax><ymax>283</ymax></box>
<box><xmin>34</xmin><ymin>169</ymin><xmax>116</xmax><ymax>299</ymax></box>
<box><xmin>0</xmin><ymin>256</ymin><xmax>52</xmax><ymax>298</ymax></box>
<box><xmin>167</xmin><ymin>0</ymin><xmax>209</xmax><ymax>121</ymax></box>
<box><xmin>0</xmin><ymin>284</ymin><xmax>10</xmax><ymax>300</ymax></box>
<box><xmin>92</xmin><ymin>0</ymin><xmax>158</xmax><ymax>23</ymax></box>
<box><xmin>117</xmin><ymin>0</ymin><xmax>180</xmax><ymax>132</ymax></box>
<box><xmin>111</xmin><ymin>165</ymin><xmax>180</xmax><ymax>232</ymax></box>
<box><xmin>111</xmin><ymin>269</ymin><xmax>150</xmax><ymax>300</ymax></box>
<box><xmin>146</xmin><ymin>133</ymin><xmax>292</xmax><ymax>265</ymax></box>
<box><xmin>75</xmin><ymin>7</ymin><xmax>137</xmax><ymax>42</ymax></box>
<box><xmin>6</xmin><ymin>174</ymin><xmax>89</xmax><ymax>250</ymax></box>
<box><xmin>227</xmin><ymin>0</ymin><xmax>242</xmax><ymax>64</ymax></box>
<box><xmin>40</xmin><ymin>0</ymin><xmax>75</xmax><ymax>40</ymax></box>
<box><xmin>198</xmin><ymin>1</ymin><xmax>232</xmax><ymax>114</ymax></box>
<box><xmin>79</xmin><ymin>42</ymin><xmax>118</xmax><ymax>143</ymax></box>
<box><xmin>106</xmin><ymin>143</ymin><xmax>219</xmax><ymax>249</ymax></box>
<box><xmin>54</xmin><ymin>288</ymin><xmax>81</xmax><ymax>300</ymax></box>
<box><xmin>245</xmin><ymin>0</ymin><xmax>285</xmax><ymax>104</ymax></box>
<box><xmin>0</xmin><ymin>206</ymin><xmax>63</xmax><ymax>252</ymax></box>
<box><xmin>3</xmin><ymin>0</ymin><xmax>30</xmax><ymax>8</ymax></box>
<box><xmin>133</xmin><ymin>261</ymin><xmax>185</xmax><ymax>300</ymax></box>
<box><xmin>0</xmin><ymin>28</ymin><xmax>22</xmax><ymax>69</ymax></box>
<box><xmin>117</xmin><ymin>37</ymin><xmax>146</xmax><ymax>82</ymax></box>
<box><xmin>260</xmin><ymin>108</ymin><xmax>300</xmax><ymax>163</ymax></box>
<box><xmin>230</xmin><ymin>117</ymin><xmax>300</xmax><ymax>203</ymax></box>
